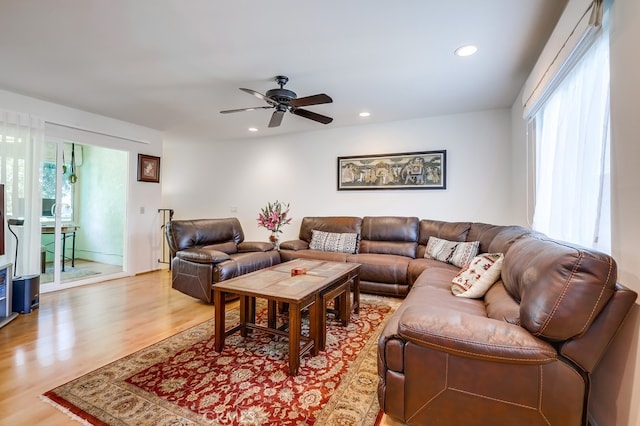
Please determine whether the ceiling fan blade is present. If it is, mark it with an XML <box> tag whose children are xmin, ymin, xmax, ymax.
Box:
<box><xmin>289</xmin><ymin>93</ymin><xmax>333</xmax><ymax>107</ymax></box>
<box><xmin>220</xmin><ymin>106</ymin><xmax>273</xmax><ymax>114</ymax></box>
<box><xmin>240</xmin><ymin>88</ymin><xmax>278</xmax><ymax>106</ymax></box>
<box><xmin>291</xmin><ymin>108</ymin><xmax>333</xmax><ymax>125</ymax></box>
<box><xmin>268</xmin><ymin>110</ymin><xmax>285</xmax><ymax>127</ymax></box>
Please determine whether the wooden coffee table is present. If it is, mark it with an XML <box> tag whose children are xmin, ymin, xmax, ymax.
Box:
<box><xmin>213</xmin><ymin>259</ymin><xmax>360</xmax><ymax>375</ymax></box>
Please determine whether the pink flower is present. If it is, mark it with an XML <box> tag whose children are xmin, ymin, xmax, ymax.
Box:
<box><xmin>257</xmin><ymin>201</ymin><xmax>292</xmax><ymax>233</ymax></box>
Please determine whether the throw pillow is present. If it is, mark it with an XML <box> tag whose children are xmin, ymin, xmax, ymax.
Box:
<box><xmin>451</xmin><ymin>253</ymin><xmax>504</xmax><ymax>298</ymax></box>
<box><xmin>309</xmin><ymin>230</ymin><xmax>359</xmax><ymax>254</ymax></box>
<box><xmin>425</xmin><ymin>236</ymin><xmax>480</xmax><ymax>268</ymax></box>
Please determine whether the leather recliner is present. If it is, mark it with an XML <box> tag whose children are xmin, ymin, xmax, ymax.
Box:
<box><xmin>165</xmin><ymin>218</ymin><xmax>280</xmax><ymax>303</ymax></box>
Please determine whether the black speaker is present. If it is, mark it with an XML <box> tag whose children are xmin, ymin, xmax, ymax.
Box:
<box><xmin>12</xmin><ymin>274</ymin><xmax>40</xmax><ymax>314</ymax></box>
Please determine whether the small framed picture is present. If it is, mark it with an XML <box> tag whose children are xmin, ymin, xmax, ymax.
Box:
<box><xmin>137</xmin><ymin>154</ymin><xmax>161</xmax><ymax>183</ymax></box>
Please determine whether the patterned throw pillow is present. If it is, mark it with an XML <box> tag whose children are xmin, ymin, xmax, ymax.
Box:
<box><xmin>451</xmin><ymin>253</ymin><xmax>504</xmax><ymax>298</ymax></box>
<box><xmin>425</xmin><ymin>236</ymin><xmax>480</xmax><ymax>268</ymax></box>
<box><xmin>309</xmin><ymin>230</ymin><xmax>359</xmax><ymax>254</ymax></box>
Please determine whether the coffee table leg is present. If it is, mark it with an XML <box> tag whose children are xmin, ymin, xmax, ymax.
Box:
<box><xmin>309</xmin><ymin>300</ymin><xmax>318</xmax><ymax>356</ymax></box>
<box><xmin>248</xmin><ymin>296</ymin><xmax>256</xmax><ymax>324</ymax></box>
<box><xmin>289</xmin><ymin>303</ymin><xmax>301</xmax><ymax>375</ymax></box>
<box><xmin>340</xmin><ymin>287</ymin><xmax>350</xmax><ymax>326</ymax></box>
<box><xmin>240</xmin><ymin>296</ymin><xmax>249</xmax><ymax>337</ymax></box>
<box><xmin>214</xmin><ymin>289</ymin><xmax>226</xmax><ymax>352</ymax></box>
<box><xmin>352</xmin><ymin>275</ymin><xmax>360</xmax><ymax>314</ymax></box>
<box><xmin>267</xmin><ymin>300</ymin><xmax>277</xmax><ymax>329</ymax></box>
<box><xmin>316</xmin><ymin>293</ymin><xmax>325</xmax><ymax>352</ymax></box>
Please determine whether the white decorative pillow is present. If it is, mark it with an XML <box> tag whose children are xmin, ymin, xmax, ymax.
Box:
<box><xmin>309</xmin><ymin>230</ymin><xmax>359</xmax><ymax>254</ymax></box>
<box><xmin>425</xmin><ymin>236</ymin><xmax>480</xmax><ymax>268</ymax></box>
<box><xmin>451</xmin><ymin>253</ymin><xmax>504</xmax><ymax>298</ymax></box>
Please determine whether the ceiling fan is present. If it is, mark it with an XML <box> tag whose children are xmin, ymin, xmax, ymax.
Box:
<box><xmin>220</xmin><ymin>75</ymin><xmax>333</xmax><ymax>128</ymax></box>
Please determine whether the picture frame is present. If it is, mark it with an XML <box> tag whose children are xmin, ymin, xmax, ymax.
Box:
<box><xmin>338</xmin><ymin>150</ymin><xmax>446</xmax><ymax>190</ymax></box>
<box><xmin>137</xmin><ymin>154</ymin><xmax>161</xmax><ymax>183</ymax></box>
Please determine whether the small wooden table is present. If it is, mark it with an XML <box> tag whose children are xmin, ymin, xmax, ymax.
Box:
<box><xmin>213</xmin><ymin>259</ymin><xmax>360</xmax><ymax>375</ymax></box>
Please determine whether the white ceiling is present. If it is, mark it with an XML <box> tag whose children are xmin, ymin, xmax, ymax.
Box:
<box><xmin>0</xmin><ymin>0</ymin><xmax>568</xmax><ymax>141</ymax></box>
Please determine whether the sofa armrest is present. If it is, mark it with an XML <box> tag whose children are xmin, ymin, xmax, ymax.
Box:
<box><xmin>237</xmin><ymin>241</ymin><xmax>274</xmax><ymax>252</ymax></box>
<box><xmin>279</xmin><ymin>239</ymin><xmax>309</xmax><ymax>251</ymax></box>
<box><xmin>398</xmin><ymin>305</ymin><xmax>557</xmax><ymax>364</ymax></box>
<box><xmin>176</xmin><ymin>247</ymin><xmax>231</xmax><ymax>264</ymax></box>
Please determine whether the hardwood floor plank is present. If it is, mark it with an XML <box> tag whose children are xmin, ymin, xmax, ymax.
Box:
<box><xmin>0</xmin><ymin>270</ymin><xmax>214</xmax><ymax>425</ymax></box>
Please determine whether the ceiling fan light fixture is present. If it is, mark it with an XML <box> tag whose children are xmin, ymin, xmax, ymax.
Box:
<box><xmin>248</xmin><ymin>127</ymin><xmax>258</xmax><ymax>132</ymax></box>
<box><xmin>455</xmin><ymin>44</ymin><xmax>478</xmax><ymax>57</ymax></box>
<box><xmin>220</xmin><ymin>75</ymin><xmax>333</xmax><ymax>128</ymax></box>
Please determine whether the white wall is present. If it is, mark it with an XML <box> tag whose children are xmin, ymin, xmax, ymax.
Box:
<box><xmin>162</xmin><ymin>109</ymin><xmax>514</xmax><ymax>242</ymax></box>
<box><xmin>0</xmin><ymin>89</ymin><xmax>164</xmax><ymax>278</ymax></box>
<box><xmin>590</xmin><ymin>0</ymin><xmax>640</xmax><ymax>425</ymax></box>
<box><xmin>511</xmin><ymin>0</ymin><xmax>640</xmax><ymax>424</ymax></box>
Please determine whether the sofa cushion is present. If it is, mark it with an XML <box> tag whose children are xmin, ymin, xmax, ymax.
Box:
<box><xmin>280</xmin><ymin>248</ymin><xmax>350</xmax><ymax>263</ymax></box>
<box><xmin>359</xmin><ymin>216</ymin><xmax>419</xmax><ymax>258</ymax></box>
<box><xmin>418</xmin><ymin>219</ymin><xmax>471</xmax><ymax>243</ymax></box>
<box><xmin>237</xmin><ymin>241</ymin><xmax>276</xmax><ymax>252</ymax></box>
<box><xmin>176</xmin><ymin>247</ymin><xmax>231</xmax><ymax>264</ymax></box>
<box><xmin>165</xmin><ymin>218</ymin><xmax>245</xmax><ymax>253</ymax></box>
<box><xmin>416</xmin><ymin>220</ymin><xmax>471</xmax><ymax>257</ymax></box>
<box><xmin>502</xmin><ymin>235</ymin><xmax>618</xmax><ymax>341</ymax></box>
<box><xmin>407</xmin><ymin>257</ymin><xmax>460</xmax><ymax>285</ymax></box>
<box><xmin>347</xmin><ymin>253</ymin><xmax>411</xmax><ymax>285</ymax></box>
<box><xmin>213</xmin><ymin>251</ymin><xmax>281</xmax><ymax>282</ymax></box>
<box><xmin>425</xmin><ymin>237</ymin><xmax>479</xmax><ymax>268</ymax></box>
<box><xmin>451</xmin><ymin>253</ymin><xmax>504</xmax><ymax>298</ymax></box>
<box><xmin>467</xmin><ymin>223</ymin><xmax>532</xmax><ymax>255</ymax></box>
<box><xmin>361</xmin><ymin>216</ymin><xmax>419</xmax><ymax>242</ymax></box>
<box><xmin>298</xmin><ymin>216</ymin><xmax>362</xmax><ymax>243</ymax></box>
<box><xmin>309</xmin><ymin>230</ymin><xmax>359</xmax><ymax>253</ymax></box>
<box><xmin>485</xmin><ymin>281</ymin><xmax>520</xmax><ymax>325</ymax></box>
<box><xmin>201</xmin><ymin>241</ymin><xmax>238</xmax><ymax>255</ymax></box>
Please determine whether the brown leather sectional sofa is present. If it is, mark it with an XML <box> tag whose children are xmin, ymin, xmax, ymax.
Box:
<box><xmin>278</xmin><ymin>216</ymin><xmax>638</xmax><ymax>425</ymax></box>
<box><xmin>165</xmin><ymin>218</ymin><xmax>280</xmax><ymax>303</ymax></box>
<box><xmin>164</xmin><ymin>215</ymin><xmax>636</xmax><ymax>425</ymax></box>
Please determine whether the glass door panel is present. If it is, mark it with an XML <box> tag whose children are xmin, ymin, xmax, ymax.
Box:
<box><xmin>40</xmin><ymin>138</ymin><xmax>126</xmax><ymax>286</ymax></box>
<box><xmin>40</xmin><ymin>140</ymin><xmax>64</xmax><ymax>284</ymax></box>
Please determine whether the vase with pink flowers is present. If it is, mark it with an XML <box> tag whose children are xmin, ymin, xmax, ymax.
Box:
<box><xmin>257</xmin><ymin>200</ymin><xmax>292</xmax><ymax>250</ymax></box>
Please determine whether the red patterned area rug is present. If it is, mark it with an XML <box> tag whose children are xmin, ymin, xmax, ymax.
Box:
<box><xmin>42</xmin><ymin>294</ymin><xmax>400</xmax><ymax>425</ymax></box>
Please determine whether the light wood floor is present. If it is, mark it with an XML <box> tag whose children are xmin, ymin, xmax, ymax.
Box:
<box><xmin>0</xmin><ymin>270</ymin><xmax>402</xmax><ymax>425</ymax></box>
<box><xmin>0</xmin><ymin>270</ymin><xmax>215</xmax><ymax>425</ymax></box>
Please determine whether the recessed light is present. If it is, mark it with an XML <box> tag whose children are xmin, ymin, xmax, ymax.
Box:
<box><xmin>359</xmin><ymin>112</ymin><xmax>371</xmax><ymax>117</ymax></box>
<box><xmin>455</xmin><ymin>44</ymin><xmax>478</xmax><ymax>57</ymax></box>
<box><xmin>248</xmin><ymin>127</ymin><xmax>258</xmax><ymax>132</ymax></box>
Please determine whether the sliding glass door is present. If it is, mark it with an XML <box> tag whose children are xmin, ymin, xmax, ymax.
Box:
<box><xmin>40</xmin><ymin>138</ymin><xmax>127</xmax><ymax>286</ymax></box>
<box><xmin>40</xmin><ymin>139</ymin><xmax>65</xmax><ymax>284</ymax></box>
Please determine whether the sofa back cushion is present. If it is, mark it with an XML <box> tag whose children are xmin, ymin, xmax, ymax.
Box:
<box><xmin>502</xmin><ymin>235</ymin><xmax>618</xmax><ymax>342</ymax></box>
<box><xmin>298</xmin><ymin>216</ymin><xmax>362</xmax><ymax>243</ymax></box>
<box><xmin>467</xmin><ymin>223</ymin><xmax>531</xmax><ymax>255</ymax></box>
<box><xmin>417</xmin><ymin>220</ymin><xmax>471</xmax><ymax>257</ymax></box>
<box><xmin>359</xmin><ymin>216</ymin><xmax>419</xmax><ymax>258</ymax></box>
<box><xmin>165</xmin><ymin>218</ymin><xmax>244</xmax><ymax>254</ymax></box>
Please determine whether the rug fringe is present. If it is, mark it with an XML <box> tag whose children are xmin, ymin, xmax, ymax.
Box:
<box><xmin>40</xmin><ymin>394</ymin><xmax>93</xmax><ymax>426</ymax></box>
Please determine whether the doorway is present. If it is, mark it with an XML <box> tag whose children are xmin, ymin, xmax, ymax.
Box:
<box><xmin>40</xmin><ymin>139</ymin><xmax>127</xmax><ymax>286</ymax></box>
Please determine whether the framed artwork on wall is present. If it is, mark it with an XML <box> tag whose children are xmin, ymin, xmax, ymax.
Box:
<box><xmin>137</xmin><ymin>154</ymin><xmax>161</xmax><ymax>183</ymax></box>
<box><xmin>337</xmin><ymin>150</ymin><xmax>446</xmax><ymax>190</ymax></box>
